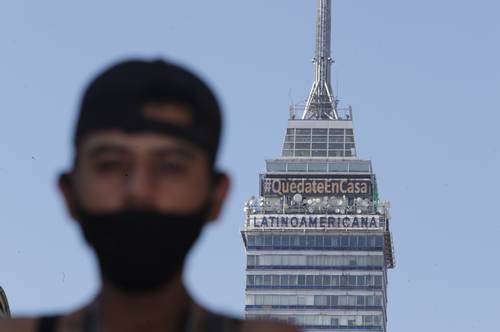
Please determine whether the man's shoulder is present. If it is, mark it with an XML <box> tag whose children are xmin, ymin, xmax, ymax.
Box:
<box><xmin>0</xmin><ymin>317</ymin><xmax>37</xmax><ymax>332</ymax></box>
<box><xmin>200</xmin><ymin>308</ymin><xmax>298</xmax><ymax>332</ymax></box>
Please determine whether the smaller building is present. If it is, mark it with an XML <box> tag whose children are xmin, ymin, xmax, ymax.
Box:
<box><xmin>0</xmin><ymin>287</ymin><xmax>10</xmax><ymax>318</ymax></box>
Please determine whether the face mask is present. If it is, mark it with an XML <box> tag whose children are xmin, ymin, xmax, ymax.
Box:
<box><xmin>76</xmin><ymin>205</ymin><xmax>209</xmax><ymax>294</ymax></box>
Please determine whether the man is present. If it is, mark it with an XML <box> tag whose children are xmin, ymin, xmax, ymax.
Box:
<box><xmin>0</xmin><ymin>60</ymin><xmax>297</xmax><ymax>332</ymax></box>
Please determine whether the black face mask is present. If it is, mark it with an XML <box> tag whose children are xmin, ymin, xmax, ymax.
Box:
<box><xmin>76</xmin><ymin>205</ymin><xmax>209</xmax><ymax>294</ymax></box>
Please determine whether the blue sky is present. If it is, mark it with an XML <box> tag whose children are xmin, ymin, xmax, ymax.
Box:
<box><xmin>0</xmin><ymin>1</ymin><xmax>499</xmax><ymax>331</ymax></box>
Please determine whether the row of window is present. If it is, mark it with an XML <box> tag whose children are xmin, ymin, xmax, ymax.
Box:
<box><xmin>282</xmin><ymin>149</ymin><xmax>354</xmax><ymax>157</ymax></box>
<box><xmin>246</xmin><ymin>294</ymin><xmax>383</xmax><ymax>307</ymax></box>
<box><xmin>247</xmin><ymin>255</ymin><xmax>385</xmax><ymax>268</ymax></box>
<box><xmin>285</xmin><ymin>135</ymin><xmax>355</xmax><ymax>143</ymax></box>
<box><xmin>246</xmin><ymin>274</ymin><xmax>383</xmax><ymax>288</ymax></box>
<box><xmin>247</xmin><ymin>314</ymin><xmax>383</xmax><ymax>328</ymax></box>
<box><xmin>284</xmin><ymin>143</ymin><xmax>355</xmax><ymax>150</ymax></box>
<box><xmin>266</xmin><ymin>160</ymin><xmax>371</xmax><ymax>173</ymax></box>
<box><xmin>247</xmin><ymin>234</ymin><xmax>384</xmax><ymax>250</ymax></box>
<box><xmin>286</xmin><ymin>128</ymin><xmax>354</xmax><ymax>136</ymax></box>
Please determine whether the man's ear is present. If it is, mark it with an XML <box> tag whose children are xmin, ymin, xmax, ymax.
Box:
<box><xmin>58</xmin><ymin>172</ymin><xmax>80</xmax><ymax>221</ymax></box>
<box><xmin>206</xmin><ymin>172</ymin><xmax>230</xmax><ymax>223</ymax></box>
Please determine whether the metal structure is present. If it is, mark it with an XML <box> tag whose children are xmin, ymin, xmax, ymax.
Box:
<box><xmin>242</xmin><ymin>1</ymin><xmax>395</xmax><ymax>331</ymax></box>
<box><xmin>0</xmin><ymin>287</ymin><xmax>10</xmax><ymax>318</ymax></box>
<box><xmin>303</xmin><ymin>0</ymin><xmax>338</xmax><ymax>120</ymax></box>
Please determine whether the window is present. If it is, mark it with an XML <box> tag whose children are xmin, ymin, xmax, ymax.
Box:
<box><xmin>312</xmin><ymin>128</ymin><xmax>328</xmax><ymax>135</ymax></box>
<box><xmin>247</xmin><ymin>235</ymin><xmax>255</xmax><ymax>246</ymax></box>
<box><xmin>295</xmin><ymin>143</ymin><xmax>311</xmax><ymax>149</ymax></box>
<box><xmin>308</xmin><ymin>163</ymin><xmax>327</xmax><ymax>172</ymax></box>
<box><xmin>314</xmin><ymin>275</ymin><xmax>322</xmax><ymax>287</ymax></box>
<box><xmin>329</xmin><ymin>162</ymin><xmax>348</xmax><ymax>172</ymax></box>
<box><xmin>288</xmin><ymin>162</ymin><xmax>308</xmax><ymax>172</ymax></box>
<box><xmin>284</xmin><ymin>135</ymin><xmax>294</xmax><ymax>142</ymax></box>
<box><xmin>312</xmin><ymin>135</ymin><xmax>328</xmax><ymax>142</ymax></box>
<box><xmin>330</xmin><ymin>143</ymin><xmax>344</xmax><ymax>149</ymax></box>
<box><xmin>247</xmin><ymin>275</ymin><xmax>255</xmax><ymax>286</ymax></box>
<box><xmin>286</xmin><ymin>128</ymin><xmax>295</xmax><ymax>134</ymax></box>
<box><xmin>295</xmin><ymin>150</ymin><xmax>311</xmax><ymax>157</ymax></box>
<box><xmin>295</xmin><ymin>135</ymin><xmax>311</xmax><ymax>142</ymax></box>
<box><xmin>311</xmin><ymin>150</ymin><xmax>327</xmax><ymax>156</ymax></box>
<box><xmin>282</xmin><ymin>143</ymin><xmax>294</xmax><ymax>149</ymax></box>
<box><xmin>329</xmin><ymin>128</ymin><xmax>344</xmax><ymax>135</ymax></box>
<box><xmin>312</xmin><ymin>143</ymin><xmax>327</xmax><ymax>149</ymax></box>
<box><xmin>296</xmin><ymin>128</ymin><xmax>311</xmax><ymax>135</ymax></box>
<box><xmin>329</xmin><ymin>136</ymin><xmax>344</xmax><ymax>142</ymax></box>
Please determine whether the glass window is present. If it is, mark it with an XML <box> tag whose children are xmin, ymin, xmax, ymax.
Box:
<box><xmin>295</xmin><ymin>150</ymin><xmax>311</xmax><ymax>157</ymax></box>
<box><xmin>308</xmin><ymin>162</ymin><xmax>327</xmax><ymax>172</ymax></box>
<box><xmin>376</xmin><ymin>236</ymin><xmax>383</xmax><ymax>247</ymax></box>
<box><xmin>295</xmin><ymin>135</ymin><xmax>311</xmax><ymax>143</ymax></box>
<box><xmin>281</xmin><ymin>275</ymin><xmax>289</xmax><ymax>287</ymax></box>
<box><xmin>248</xmin><ymin>235</ymin><xmax>255</xmax><ymax>246</ymax></box>
<box><xmin>312</xmin><ymin>128</ymin><xmax>328</xmax><ymax>135</ymax></box>
<box><xmin>358</xmin><ymin>235</ymin><xmax>366</xmax><ymax>248</ymax></box>
<box><xmin>272</xmin><ymin>275</ymin><xmax>280</xmax><ymax>286</ymax></box>
<box><xmin>340</xmin><ymin>276</ymin><xmax>348</xmax><ymax>286</ymax></box>
<box><xmin>248</xmin><ymin>255</ymin><xmax>256</xmax><ymax>266</ymax></box>
<box><xmin>282</xmin><ymin>150</ymin><xmax>293</xmax><ymax>157</ymax></box>
<box><xmin>291</xmin><ymin>235</ymin><xmax>300</xmax><ymax>247</ymax></box>
<box><xmin>328</xmin><ymin>150</ymin><xmax>344</xmax><ymax>157</ymax></box>
<box><xmin>312</xmin><ymin>150</ymin><xmax>327</xmax><ymax>156</ymax></box>
<box><xmin>329</xmin><ymin>136</ymin><xmax>344</xmax><ymax>143</ymax></box>
<box><xmin>323</xmin><ymin>275</ymin><xmax>331</xmax><ymax>286</ymax></box>
<box><xmin>289</xmin><ymin>275</ymin><xmax>298</xmax><ymax>286</ymax></box>
<box><xmin>331</xmin><ymin>236</ymin><xmax>339</xmax><ymax>247</ymax></box>
<box><xmin>331</xmin><ymin>318</ymin><xmax>339</xmax><ymax>326</ymax></box>
<box><xmin>299</xmin><ymin>236</ymin><xmax>307</xmax><ymax>247</ymax></box>
<box><xmin>286</xmin><ymin>128</ymin><xmax>295</xmax><ymax>134</ymax></box>
<box><xmin>331</xmin><ymin>143</ymin><xmax>344</xmax><ymax>149</ymax></box>
<box><xmin>349</xmin><ymin>275</ymin><xmax>357</xmax><ymax>286</ymax></box>
<box><xmin>282</xmin><ymin>143</ymin><xmax>294</xmax><ymax>149</ymax></box>
<box><xmin>345</xmin><ymin>136</ymin><xmax>355</xmax><ymax>143</ymax></box>
<box><xmin>375</xmin><ymin>276</ymin><xmax>383</xmax><ymax>286</ymax></box>
<box><xmin>368</xmin><ymin>236</ymin><xmax>376</xmax><ymax>247</ymax></box>
<box><xmin>331</xmin><ymin>275</ymin><xmax>339</xmax><ymax>286</ymax></box>
<box><xmin>374</xmin><ymin>295</ymin><xmax>382</xmax><ymax>306</ymax></box>
<box><xmin>346</xmin><ymin>129</ymin><xmax>353</xmax><ymax>135</ymax></box>
<box><xmin>314</xmin><ymin>275</ymin><xmax>322</xmax><ymax>287</ymax></box>
<box><xmin>312</xmin><ymin>143</ymin><xmax>327</xmax><ymax>149</ymax></box>
<box><xmin>263</xmin><ymin>275</ymin><xmax>271</xmax><ymax>286</ymax></box>
<box><xmin>284</xmin><ymin>135</ymin><xmax>294</xmax><ymax>142</ymax></box>
<box><xmin>295</xmin><ymin>143</ymin><xmax>311</xmax><ymax>149</ymax></box>
<box><xmin>329</xmin><ymin>128</ymin><xmax>344</xmax><ymax>135</ymax></box>
<box><xmin>312</xmin><ymin>135</ymin><xmax>328</xmax><ymax>142</ymax></box>
<box><xmin>255</xmin><ymin>275</ymin><xmax>263</xmax><ymax>286</ymax></box>
<box><xmin>306</xmin><ymin>275</ymin><xmax>314</xmax><ymax>286</ymax></box>
<box><xmin>247</xmin><ymin>275</ymin><xmax>255</xmax><ymax>286</ymax></box>
<box><xmin>349</xmin><ymin>236</ymin><xmax>357</xmax><ymax>248</ymax></box>
<box><xmin>282</xmin><ymin>235</ymin><xmax>290</xmax><ymax>248</ymax></box>
<box><xmin>357</xmin><ymin>275</ymin><xmax>365</xmax><ymax>286</ymax></box>
<box><xmin>315</xmin><ymin>236</ymin><xmax>324</xmax><ymax>248</ymax></box>
<box><xmin>254</xmin><ymin>235</ymin><xmax>262</xmax><ymax>246</ymax></box>
<box><xmin>324</xmin><ymin>235</ymin><xmax>332</xmax><ymax>247</ymax></box>
<box><xmin>296</xmin><ymin>128</ymin><xmax>311</xmax><ymax>135</ymax></box>
<box><xmin>366</xmin><ymin>296</ymin><xmax>374</xmax><ymax>306</ymax></box>
<box><xmin>298</xmin><ymin>275</ymin><xmax>305</xmax><ymax>286</ymax></box>
<box><xmin>264</xmin><ymin>235</ymin><xmax>272</xmax><ymax>246</ymax></box>
<box><xmin>272</xmin><ymin>235</ymin><xmax>281</xmax><ymax>247</ymax></box>
<box><xmin>306</xmin><ymin>235</ymin><xmax>315</xmax><ymax>248</ymax></box>
<box><xmin>288</xmin><ymin>162</ymin><xmax>308</xmax><ymax>172</ymax></box>
<box><xmin>341</xmin><ymin>236</ymin><xmax>349</xmax><ymax>248</ymax></box>
<box><xmin>345</xmin><ymin>143</ymin><xmax>355</xmax><ymax>149</ymax></box>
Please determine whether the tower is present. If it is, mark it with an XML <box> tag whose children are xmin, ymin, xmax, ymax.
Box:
<box><xmin>242</xmin><ymin>1</ymin><xmax>395</xmax><ymax>331</ymax></box>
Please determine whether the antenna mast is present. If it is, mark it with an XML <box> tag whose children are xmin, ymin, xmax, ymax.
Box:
<box><xmin>303</xmin><ymin>0</ymin><xmax>339</xmax><ymax>120</ymax></box>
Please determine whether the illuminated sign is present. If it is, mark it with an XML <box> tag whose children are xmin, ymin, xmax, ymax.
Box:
<box><xmin>248</xmin><ymin>214</ymin><xmax>384</xmax><ymax>229</ymax></box>
<box><xmin>261</xmin><ymin>177</ymin><xmax>371</xmax><ymax>197</ymax></box>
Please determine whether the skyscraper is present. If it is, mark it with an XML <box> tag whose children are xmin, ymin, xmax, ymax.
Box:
<box><xmin>0</xmin><ymin>287</ymin><xmax>10</xmax><ymax>318</ymax></box>
<box><xmin>242</xmin><ymin>1</ymin><xmax>395</xmax><ymax>331</ymax></box>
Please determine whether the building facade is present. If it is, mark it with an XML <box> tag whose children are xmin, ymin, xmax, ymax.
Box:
<box><xmin>241</xmin><ymin>1</ymin><xmax>394</xmax><ymax>331</ymax></box>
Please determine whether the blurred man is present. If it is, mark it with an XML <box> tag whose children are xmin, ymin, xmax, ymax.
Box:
<box><xmin>0</xmin><ymin>60</ymin><xmax>297</xmax><ymax>332</ymax></box>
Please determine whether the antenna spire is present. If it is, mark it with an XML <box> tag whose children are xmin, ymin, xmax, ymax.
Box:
<box><xmin>303</xmin><ymin>0</ymin><xmax>338</xmax><ymax>120</ymax></box>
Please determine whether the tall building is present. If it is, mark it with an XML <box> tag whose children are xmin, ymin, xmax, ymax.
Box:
<box><xmin>0</xmin><ymin>287</ymin><xmax>10</xmax><ymax>318</ymax></box>
<box><xmin>242</xmin><ymin>1</ymin><xmax>395</xmax><ymax>331</ymax></box>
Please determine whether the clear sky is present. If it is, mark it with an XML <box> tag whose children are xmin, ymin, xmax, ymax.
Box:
<box><xmin>1</xmin><ymin>0</ymin><xmax>499</xmax><ymax>331</ymax></box>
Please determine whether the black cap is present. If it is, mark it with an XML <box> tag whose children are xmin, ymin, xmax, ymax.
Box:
<box><xmin>74</xmin><ymin>59</ymin><xmax>222</xmax><ymax>164</ymax></box>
